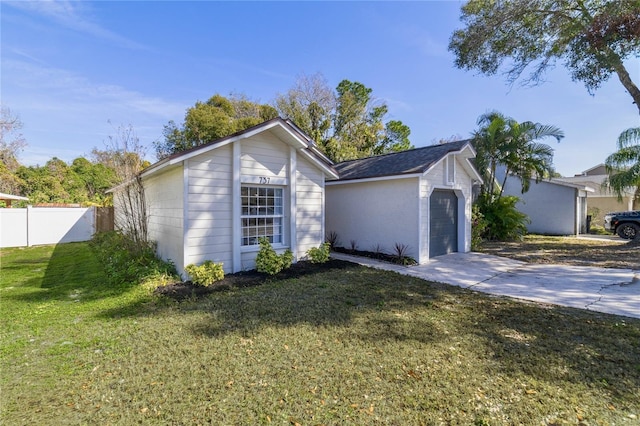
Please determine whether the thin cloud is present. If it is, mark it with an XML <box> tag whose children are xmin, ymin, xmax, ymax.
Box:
<box><xmin>4</xmin><ymin>59</ymin><xmax>185</xmax><ymax>119</ymax></box>
<box><xmin>400</xmin><ymin>26</ymin><xmax>450</xmax><ymax>59</ymax></box>
<box><xmin>5</xmin><ymin>0</ymin><xmax>147</xmax><ymax>50</ymax></box>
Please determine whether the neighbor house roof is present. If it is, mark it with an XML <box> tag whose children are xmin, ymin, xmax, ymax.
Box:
<box><xmin>331</xmin><ymin>139</ymin><xmax>478</xmax><ymax>181</ymax></box>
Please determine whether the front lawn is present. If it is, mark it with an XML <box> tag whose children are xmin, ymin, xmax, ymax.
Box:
<box><xmin>479</xmin><ymin>235</ymin><xmax>639</xmax><ymax>269</ymax></box>
<box><xmin>1</xmin><ymin>242</ymin><xmax>639</xmax><ymax>425</ymax></box>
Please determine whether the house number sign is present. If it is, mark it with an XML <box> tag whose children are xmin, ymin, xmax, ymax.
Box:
<box><xmin>241</xmin><ymin>175</ymin><xmax>287</xmax><ymax>185</ymax></box>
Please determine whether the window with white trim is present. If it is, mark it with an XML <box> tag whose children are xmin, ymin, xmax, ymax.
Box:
<box><xmin>241</xmin><ymin>186</ymin><xmax>284</xmax><ymax>246</ymax></box>
<box><xmin>446</xmin><ymin>155</ymin><xmax>455</xmax><ymax>184</ymax></box>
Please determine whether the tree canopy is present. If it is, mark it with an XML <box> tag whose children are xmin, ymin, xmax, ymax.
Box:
<box><xmin>449</xmin><ymin>0</ymin><xmax>640</xmax><ymax>115</ymax></box>
<box><xmin>14</xmin><ymin>157</ymin><xmax>117</xmax><ymax>205</ymax></box>
<box><xmin>276</xmin><ymin>76</ymin><xmax>413</xmax><ymax>162</ymax></box>
<box><xmin>154</xmin><ymin>94</ymin><xmax>278</xmax><ymax>159</ymax></box>
<box><xmin>605</xmin><ymin>127</ymin><xmax>640</xmax><ymax>204</ymax></box>
<box><xmin>158</xmin><ymin>77</ymin><xmax>414</xmax><ymax>163</ymax></box>
<box><xmin>0</xmin><ymin>107</ymin><xmax>28</xmax><ymax>194</ymax></box>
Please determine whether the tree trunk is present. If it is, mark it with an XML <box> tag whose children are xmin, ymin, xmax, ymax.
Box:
<box><xmin>609</xmin><ymin>53</ymin><xmax>640</xmax><ymax>115</ymax></box>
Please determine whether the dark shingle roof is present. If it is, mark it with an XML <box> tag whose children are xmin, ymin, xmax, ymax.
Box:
<box><xmin>332</xmin><ymin>139</ymin><xmax>472</xmax><ymax>181</ymax></box>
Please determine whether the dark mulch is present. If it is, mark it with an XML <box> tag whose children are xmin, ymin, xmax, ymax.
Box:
<box><xmin>332</xmin><ymin>246</ymin><xmax>417</xmax><ymax>265</ymax></box>
<box><xmin>154</xmin><ymin>258</ymin><xmax>357</xmax><ymax>301</ymax></box>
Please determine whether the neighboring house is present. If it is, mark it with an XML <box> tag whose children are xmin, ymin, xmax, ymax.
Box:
<box><xmin>115</xmin><ymin>118</ymin><xmax>338</xmax><ymax>276</ymax></box>
<box><xmin>500</xmin><ymin>173</ymin><xmax>593</xmax><ymax>235</ymax></box>
<box><xmin>555</xmin><ymin>164</ymin><xmax>637</xmax><ymax>226</ymax></box>
<box><xmin>0</xmin><ymin>192</ymin><xmax>28</xmax><ymax>208</ymax></box>
<box><xmin>325</xmin><ymin>140</ymin><xmax>482</xmax><ymax>263</ymax></box>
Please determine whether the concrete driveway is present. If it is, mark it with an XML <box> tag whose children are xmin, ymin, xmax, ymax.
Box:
<box><xmin>331</xmin><ymin>252</ymin><xmax>640</xmax><ymax>319</ymax></box>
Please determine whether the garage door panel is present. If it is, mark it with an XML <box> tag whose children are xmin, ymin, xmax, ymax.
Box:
<box><xmin>430</xmin><ymin>190</ymin><xmax>458</xmax><ymax>257</ymax></box>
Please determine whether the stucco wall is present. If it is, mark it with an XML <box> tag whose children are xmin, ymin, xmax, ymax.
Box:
<box><xmin>503</xmin><ymin>177</ymin><xmax>577</xmax><ymax>235</ymax></box>
<box><xmin>144</xmin><ymin>165</ymin><xmax>185</xmax><ymax>273</ymax></box>
<box><xmin>326</xmin><ymin>177</ymin><xmax>421</xmax><ymax>260</ymax></box>
<box><xmin>587</xmin><ymin>196</ymin><xmax>635</xmax><ymax>226</ymax></box>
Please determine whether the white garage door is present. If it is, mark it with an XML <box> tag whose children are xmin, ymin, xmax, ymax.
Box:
<box><xmin>430</xmin><ymin>190</ymin><xmax>458</xmax><ymax>257</ymax></box>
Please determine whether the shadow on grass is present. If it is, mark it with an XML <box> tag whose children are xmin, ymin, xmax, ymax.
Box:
<box><xmin>470</xmin><ymin>299</ymin><xmax>640</xmax><ymax>403</ymax></box>
<box><xmin>99</xmin><ymin>256</ymin><xmax>640</xmax><ymax>404</ymax></box>
<box><xmin>6</xmin><ymin>241</ymin><xmax>139</xmax><ymax>304</ymax></box>
<box><xmin>101</xmin><ymin>259</ymin><xmax>457</xmax><ymax>342</ymax></box>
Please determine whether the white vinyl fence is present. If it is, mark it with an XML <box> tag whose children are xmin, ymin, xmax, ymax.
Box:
<box><xmin>0</xmin><ymin>206</ymin><xmax>96</xmax><ymax>248</ymax></box>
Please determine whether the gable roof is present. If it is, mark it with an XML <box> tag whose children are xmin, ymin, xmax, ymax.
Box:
<box><xmin>579</xmin><ymin>163</ymin><xmax>607</xmax><ymax>176</ymax></box>
<box><xmin>331</xmin><ymin>139</ymin><xmax>477</xmax><ymax>181</ymax></box>
<box><xmin>140</xmin><ymin>117</ymin><xmax>337</xmax><ymax>179</ymax></box>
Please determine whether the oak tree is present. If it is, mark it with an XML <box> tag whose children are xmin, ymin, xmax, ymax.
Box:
<box><xmin>449</xmin><ymin>0</ymin><xmax>640</xmax><ymax>114</ymax></box>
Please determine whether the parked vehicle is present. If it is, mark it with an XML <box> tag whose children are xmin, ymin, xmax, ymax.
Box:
<box><xmin>603</xmin><ymin>210</ymin><xmax>640</xmax><ymax>240</ymax></box>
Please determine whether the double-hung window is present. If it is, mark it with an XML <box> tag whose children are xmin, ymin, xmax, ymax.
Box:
<box><xmin>241</xmin><ymin>186</ymin><xmax>284</xmax><ymax>246</ymax></box>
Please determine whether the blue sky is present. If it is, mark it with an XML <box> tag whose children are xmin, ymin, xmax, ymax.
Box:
<box><xmin>2</xmin><ymin>1</ymin><xmax>639</xmax><ymax>176</ymax></box>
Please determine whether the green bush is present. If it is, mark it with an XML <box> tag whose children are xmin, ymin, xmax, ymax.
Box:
<box><xmin>255</xmin><ymin>237</ymin><xmax>293</xmax><ymax>275</ymax></box>
<box><xmin>471</xmin><ymin>204</ymin><xmax>488</xmax><ymax>250</ymax></box>
<box><xmin>307</xmin><ymin>243</ymin><xmax>331</xmax><ymax>264</ymax></box>
<box><xmin>476</xmin><ymin>194</ymin><xmax>529</xmax><ymax>241</ymax></box>
<box><xmin>185</xmin><ymin>260</ymin><xmax>225</xmax><ymax>286</ymax></box>
<box><xmin>90</xmin><ymin>231</ymin><xmax>177</xmax><ymax>285</ymax></box>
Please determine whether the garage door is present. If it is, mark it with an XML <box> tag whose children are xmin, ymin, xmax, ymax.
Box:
<box><xmin>430</xmin><ymin>190</ymin><xmax>458</xmax><ymax>257</ymax></box>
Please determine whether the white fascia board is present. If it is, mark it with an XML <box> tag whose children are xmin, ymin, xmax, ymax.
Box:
<box><xmin>298</xmin><ymin>149</ymin><xmax>339</xmax><ymax>179</ymax></box>
<box><xmin>271</xmin><ymin>122</ymin><xmax>312</xmax><ymax>149</ymax></box>
<box><xmin>326</xmin><ymin>173</ymin><xmax>422</xmax><ymax>186</ymax></box>
<box><xmin>141</xmin><ymin>121</ymin><xmax>309</xmax><ymax>179</ymax></box>
<box><xmin>0</xmin><ymin>192</ymin><xmax>29</xmax><ymax>201</ymax></box>
<box><xmin>105</xmin><ymin>179</ymin><xmax>133</xmax><ymax>194</ymax></box>
<box><xmin>463</xmin><ymin>158</ymin><xmax>483</xmax><ymax>182</ymax></box>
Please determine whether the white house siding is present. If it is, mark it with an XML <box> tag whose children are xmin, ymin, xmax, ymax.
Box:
<box><xmin>240</xmin><ymin>133</ymin><xmax>289</xmax><ymax>181</ymax></box>
<box><xmin>326</xmin><ymin>178</ymin><xmax>421</xmax><ymax>260</ymax></box>
<box><xmin>418</xmin><ymin>156</ymin><xmax>474</xmax><ymax>262</ymax></box>
<box><xmin>502</xmin><ymin>177</ymin><xmax>577</xmax><ymax>235</ymax></box>
<box><xmin>144</xmin><ymin>166</ymin><xmax>185</xmax><ymax>273</ymax></box>
<box><xmin>239</xmin><ymin>135</ymin><xmax>293</xmax><ymax>271</ymax></box>
<box><xmin>185</xmin><ymin>144</ymin><xmax>234</xmax><ymax>273</ymax></box>
<box><xmin>296</xmin><ymin>156</ymin><xmax>325</xmax><ymax>258</ymax></box>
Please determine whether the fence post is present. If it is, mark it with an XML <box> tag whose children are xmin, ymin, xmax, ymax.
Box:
<box><xmin>26</xmin><ymin>205</ymin><xmax>32</xmax><ymax>247</ymax></box>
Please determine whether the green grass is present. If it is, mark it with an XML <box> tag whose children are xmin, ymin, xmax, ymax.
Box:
<box><xmin>1</xmin><ymin>243</ymin><xmax>639</xmax><ymax>425</ymax></box>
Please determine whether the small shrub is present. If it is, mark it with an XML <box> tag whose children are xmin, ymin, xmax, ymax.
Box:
<box><xmin>588</xmin><ymin>224</ymin><xmax>609</xmax><ymax>235</ymax></box>
<box><xmin>349</xmin><ymin>240</ymin><xmax>358</xmax><ymax>252</ymax></box>
<box><xmin>184</xmin><ymin>260</ymin><xmax>225</xmax><ymax>286</ymax></box>
<box><xmin>307</xmin><ymin>243</ymin><xmax>331</xmax><ymax>264</ymax></box>
<box><xmin>392</xmin><ymin>242</ymin><xmax>416</xmax><ymax>265</ymax></box>
<box><xmin>476</xmin><ymin>194</ymin><xmax>529</xmax><ymax>241</ymax></box>
<box><xmin>90</xmin><ymin>231</ymin><xmax>178</xmax><ymax>285</ymax></box>
<box><xmin>255</xmin><ymin>237</ymin><xmax>293</xmax><ymax>275</ymax></box>
<box><xmin>325</xmin><ymin>231</ymin><xmax>339</xmax><ymax>249</ymax></box>
<box><xmin>372</xmin><ymin>243</ymin><xmax>384</xmax><ymax>259</ymax></box>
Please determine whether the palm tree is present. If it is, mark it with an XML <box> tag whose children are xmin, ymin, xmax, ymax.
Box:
<box><xmin>472</xmin><ymin>112</ymin><xmax>563</xmax><ymax>199</ymax></box>
<box><xmin>500</xmin><ymin>121</ymin><xmax>562</xmax><ymax>196</ymax></box>
<box><xmin>605</xmin><ymin>127</ymin><xmax>640</xmax><ymax>207</ymax></box>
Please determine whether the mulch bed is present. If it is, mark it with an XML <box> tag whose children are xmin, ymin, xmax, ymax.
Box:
<box><xmin>154</xmin><ymin>258</ymin><xmax>356</xmax><ymax>301</ymax></box>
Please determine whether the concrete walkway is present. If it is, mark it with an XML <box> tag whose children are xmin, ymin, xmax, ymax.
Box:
<box><xmin>331</xmin><ymin>252</ymin><xmax>640</xmax><ymax>319</ymax></box>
